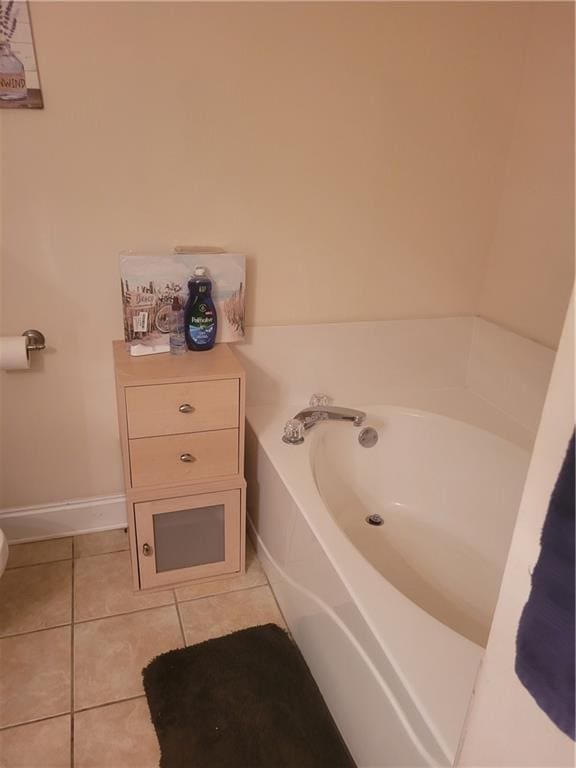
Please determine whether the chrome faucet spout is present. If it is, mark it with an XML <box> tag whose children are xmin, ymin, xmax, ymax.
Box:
<box><xmin>295</xmin><ymin>405</ymin><xmax>366</xmax><ymax>428</ymax></box>
<box><xmin>282</xmin><ymin>404</ymin><xmax>366</xmax><ymax>444</ymax></box>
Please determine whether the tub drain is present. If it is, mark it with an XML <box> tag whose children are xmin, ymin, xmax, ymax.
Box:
<box><xmin>366</xmin><ymin>514</ymin><xmax>384</xmax><ymax>526</ymax></box>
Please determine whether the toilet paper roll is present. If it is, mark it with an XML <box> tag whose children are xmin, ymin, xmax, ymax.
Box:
<box><xmin>0</xmin><ymin>336</ymin><xmax>30</xmax><ymax>370</ymax></box>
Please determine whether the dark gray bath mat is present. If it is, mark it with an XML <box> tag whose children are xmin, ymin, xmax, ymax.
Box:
<box><xmin>142</xmin><ymin>623</ymin><xmax>356</xmax><ymax>768</ymax></box>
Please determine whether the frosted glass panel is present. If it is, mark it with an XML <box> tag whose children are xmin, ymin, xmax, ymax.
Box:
<box><xmin>153</xmin><ymin>505</ymin><xmax>225</xmax><ymax>573</ymax></box>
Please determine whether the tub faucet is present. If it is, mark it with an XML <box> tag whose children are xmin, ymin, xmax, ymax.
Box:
<box><xmin>282</xmin><ymin>405</ymin><xmax>366</xmax><ymax>444</ymax></box>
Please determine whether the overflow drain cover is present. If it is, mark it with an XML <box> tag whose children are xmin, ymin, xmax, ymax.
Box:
<box><xmin>366</xmin><ymin>514</ymin><xmax>384</xmax><ymax>526</ymax></box>
<box><xmin>358</xmin><ymin>427</ymin><xmax>378</xmax><ymax>448</ymax></box>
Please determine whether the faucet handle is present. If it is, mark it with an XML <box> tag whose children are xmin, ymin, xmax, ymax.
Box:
<box><xmin>282</xmin><ymin>419</ymin><xmax>305</xmax><ymax>445</ymax></box>
<box><xmin>309</xmin><ymin>393</ymin><xmax>332</xmax><ymax>408</ymax></box>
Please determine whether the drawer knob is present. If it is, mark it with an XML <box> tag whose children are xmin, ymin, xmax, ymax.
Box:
<box><xmin>180</xmin><ymin>453</ymin><xmax>195</xmax><ymax>463</ymax></box>
<box><xmin>179</xmin><ymin>403</ymin><xmax>195</xmax><ymax>414</ymax></box>
<box><xmin>142</xmin><ymin>542</ymin><xmax>153</xmax><ymax>557</ymax></box>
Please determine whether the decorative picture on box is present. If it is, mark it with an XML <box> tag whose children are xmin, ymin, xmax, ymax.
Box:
<box><xmin>0</xmin><ymin>1</ymin><xmax>43</xmax><ymax>109</ymax></box>
<box><xmin>119</xmin><ymin>251</ymin><xmax>245</xmax><ymax>354</ymax></box>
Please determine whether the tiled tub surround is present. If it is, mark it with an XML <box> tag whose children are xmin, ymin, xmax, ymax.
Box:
<box><xmin>235</xmin><ymin>315</ymin><xmax>555</xmax><ymax>439</ymax></box>
<box><xmin>0</xmin><ymin>531</ymin><xmax>283</xmax><ymax>768</ymax></box>
<box><xmin>467</xmin><ymin>317</ymin><xmax>556</xmax><ymax>433</ymax></box>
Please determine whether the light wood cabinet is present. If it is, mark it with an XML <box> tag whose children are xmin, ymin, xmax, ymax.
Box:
<box><xmin>113</xmin><ymin>341</ymin><xmax>246</xmax><ymax>591</ymax></box>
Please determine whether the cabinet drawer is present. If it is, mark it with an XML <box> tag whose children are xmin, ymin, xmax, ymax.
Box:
<box><xmin>125</xmin><ymin>379</ymin><xmax>239</xmax><ymax>438</ymax></box>
<box><xmin>129</xmin><ymin>429</ymin><xmax>239</xmax><ymax>488</ymax></box>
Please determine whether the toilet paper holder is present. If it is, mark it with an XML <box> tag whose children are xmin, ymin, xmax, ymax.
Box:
<box><xmin>22</xmin><ymin>329</ymin><xmax>46</xmax><ymax>352</ymax></box>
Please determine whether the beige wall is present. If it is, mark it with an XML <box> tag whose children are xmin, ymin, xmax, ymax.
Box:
<box><xmin>0</xmin><ymin>2</ymin><xmax>572</xmax><ymax>507</ymax></box>
<box><xmin>478</xmin><ymin>3</ymin><xmax>574</xmax><ymax>348</ymax></box>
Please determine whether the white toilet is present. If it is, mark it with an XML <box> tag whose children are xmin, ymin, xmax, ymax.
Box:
<box><xmin>0</xmin><ymin>529</ymin><xmax>8</xmax><ymax>576</ymax></box>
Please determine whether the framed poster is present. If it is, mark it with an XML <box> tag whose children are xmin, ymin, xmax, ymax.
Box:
<box><xmin>0</xmin><ymin>1</ymin><xmax>43</xmax><ymax>109</ymax></box>
<box><xmin>120</xmin><ymin>251</ymin><xmax>246</xmax><ymax>353</ymax></box>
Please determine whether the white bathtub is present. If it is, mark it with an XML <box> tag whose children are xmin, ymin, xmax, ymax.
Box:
<box><xmin>246</xmin><ymin>403</ymin><xmax>529</xmax><ymax>767</ymax></box>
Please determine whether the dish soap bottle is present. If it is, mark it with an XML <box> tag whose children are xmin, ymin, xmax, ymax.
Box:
<box><xmin>184</xmin><ymin>266</ymin><xmax>217</xmax><ymax>351</ymax></box>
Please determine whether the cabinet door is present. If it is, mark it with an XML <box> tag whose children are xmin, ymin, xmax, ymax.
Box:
<box><xmin>134</xmin><ymin>489</ymin><xmax>241</xmax><ymax>589</ymax></box>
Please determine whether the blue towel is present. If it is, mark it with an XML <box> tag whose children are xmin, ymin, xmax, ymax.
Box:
<box><xmin>515</xmin><ymin>432</ymin><xmax>575</xmax><ymax>740</ymax></box>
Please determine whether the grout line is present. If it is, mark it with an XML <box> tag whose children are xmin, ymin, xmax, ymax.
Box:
<box><xmin>73</xmin><ymin>547</ymin><xmax>130</xmax><ymax>562</ymax></box>
<box><xmin>71</xmin><ymin>582</ymin><xmax>268</xmax><ymax>629</ymax></box>
<box><xmin>0</xmin><ymin>622</ymin><xmax>72</xmax><ymax>641</ymax></box>
<box><xmin>0</xmin><ymin>711</ymin><xmax>72</xmax><ymax>732</ymax></box>
<box><xmin>174</xmin><ymin>581</ymin><xmax>268</xmax><ymax>607</ymax></box>
<box><xmin>5</xmin><ymin>543</ymin><xmax>131</xmax><ymax>572</ymax></box>
<box><xmin>6</xmin><ymin>558</ymin><xmax>73</xmax><ymax>571</ymax></box>
<box><xmin>73</xmin><ymin>693</ymin><xmax>146</xmax><ymax>716</ymax></box>
<box><xmin>74</xmin><ymin>602</ymin><xmax>176</xmax><ymax>627</ymax></box>
<box><xmin>173</xmin><ymin>590</ymin><xmax>187</xmax><ymax>647</ymax></box>
<box><xmin>465</xmin><ymin>387</ymin><xmax>535</xmax><ymax>437</ymax></box>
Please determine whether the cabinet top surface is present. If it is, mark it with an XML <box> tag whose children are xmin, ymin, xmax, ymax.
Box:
<box><xmin>113</xmin><ymin>340</ymin><xmax>244</xmax><ymax>385</ymax></box>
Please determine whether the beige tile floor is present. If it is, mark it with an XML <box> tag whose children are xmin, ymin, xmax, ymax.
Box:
<box><xmin>0</xmin><ymin>530</ymin><xmax>284</xmax><ymax>768</ymax></box>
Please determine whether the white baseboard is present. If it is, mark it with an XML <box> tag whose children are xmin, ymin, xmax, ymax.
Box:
<box><xmin>0</xmin><ymin>494</ymin><xmax>128</xmax><ymax>544</ymax></box>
